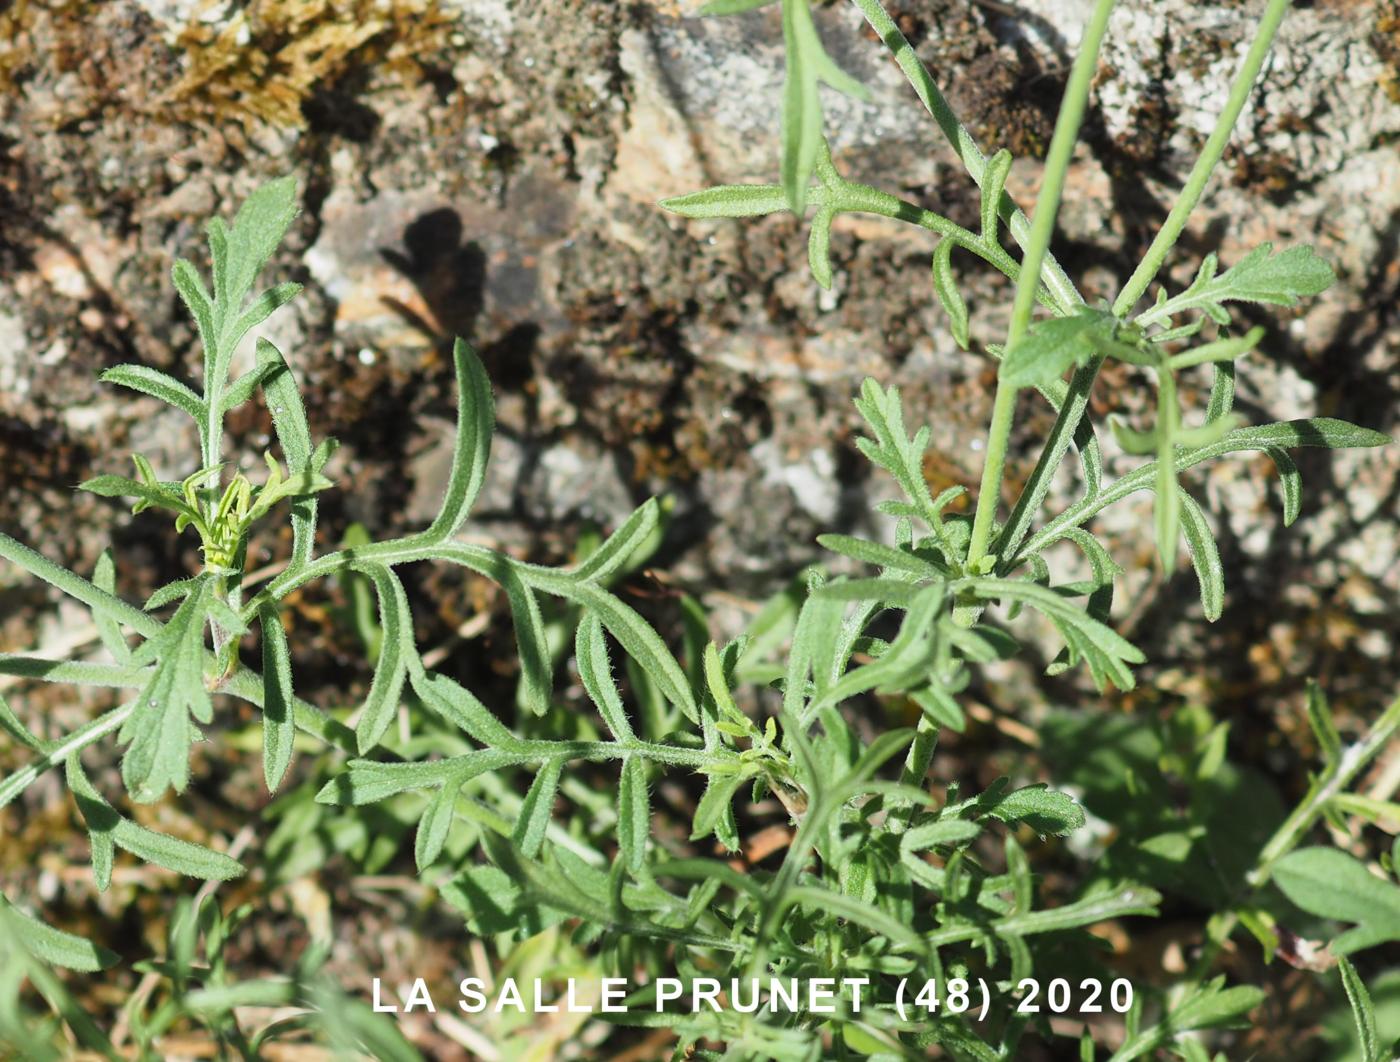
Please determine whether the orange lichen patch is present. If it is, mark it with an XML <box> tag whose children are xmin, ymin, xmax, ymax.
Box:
<box><xmin>1375</xmin><ymin>8</ymin><xmax>1400</xmax><ymax>104</ymax></box>
<box><xmin>169</xmin><ymin>0</ymin><xmax>454</xmax><ymax>130</ymax></box>
<box><xmin>0</xmin><ymin>0</ymin><xmax>38</xmax><ymax>90</ymax></box>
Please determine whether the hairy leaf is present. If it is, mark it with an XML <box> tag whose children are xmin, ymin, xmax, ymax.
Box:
<box><xmin>974</xmin><ymin>579</ymin><xmax>1144</xmax><ymax>690</ymax></box>
<box><xmin>692</xmin><ymin>773</ymin><xmax>747</xmax><ymax>848</ymax></box>
<box><xmin>415</xmin><ymin>779</ymin><xmax>460</xmax><ymax>871</ymax></box>
<box><xmin>100</xmin><ymin>364</ymin><xmax>204</xmax><ymax>421</ymax></box>
<box><xmin>352</xmin><ymin>565</ymin><xmax>416</xmax><ymax>754</ymax></box>
<box><xmin>256</xmin><ymin>339</ymin><xmax>320</xmax><ymax>568</ymax></box>
<box><xmin>931</xmin><ymin>239</ymin><xmax>969</xmax><ymax>348</ymax></box>
<box><xmin>0</xmin><ymin>895</ymin><xmax>118</xmax><ymax>973</ymax></box>
<box><xmin>1264</xmin><ymin>446</ymin><xmax>1302</xmax><ymax>526</ymax></box>
<box><xmin>778</xmin><ymin>0</ymin><xmax>867</xmax><ymax>213</ymax></box>
<box><xmin>513</xmin><ymin>758</ymin><xmax>563</xmax><ymax>860</ymax></box>
<box><xmin>0</xmin><ymin>692</ymin><xmax>43</xmax><ymax>754</ymax></box>
<box><xmin>659</xmin><ymin>184</ymin><xmax>790</xmax><ymax>219</ymax></box>
<box><xmin>316</xmin><ymin>754</ymin><xmax>513</xmax><ymax>806</ymax></box>
<box><xmin>258</xmin><ymin>603</ymin><xmax>296</xmax><ymax>791</ymax></box>
<box><xmin>1178</xmin><ymin>490</ymin><xmax>1224</xmax><ymax>621</ymax></box>
<box><xmin>570</xmin><ymin>498</ymin><xmax>660</xmax><ymax>583</ymax></box>
<box><xmin>422</xmin><ymin>338</ymin><xmax>493</xmax><ymax>543</ymax></box>
<box><xmin>1338</xmin><ymin>956</ymin><xmax>1381</xmax><ymax>1062</ymax></box>
<box><xmin>618</xmin><ymin>756</ymin><xmax>650</xmax><ymax>873</ymax></box>
<box><xmin>981</xmin><ymin>784</ymin><xmax>1085</xmax><ymax>836</ymax></box>
<box><xmin>119</xmin><ymin>576</ymin><xmax>214</xmax><ymax>802</ymax></box>
<box><xmin>576</xmin><ymin>612</ymin><xmax>635</xmax><ymax>742</ymax></box>
<box><xmin>412</xmin><ymin>671</ymin><xmax>520</xmax><ymax>750</ymax></box>
<box><xmin>1141</xmin><ymin>243</ymin><xmax>1335</xmax><ymax>329</ymax></box>
<box><xmin>1000</xmin><ymin>308</ymin><xmax>1118</xmax><ymax>390</ymax></box>
<box><xmin>1274</xmin><ymin>847</ymin><xmax>1400</xmax><ymax>954</ymax></box>
<box><xmin>91</xmin><ymin>549</ymin><xmax>131</xmax><ymax>666</ymax></box>
<box><xmin>901</xmin><ymin>817</ymin><xmax>981</xmax><ymax>854</ymax></box>
<box><xmin>221</xmin><ymin>175</ymin><xmax>299</xmax><ymax>315</ymax></box>
<box><xmin>980</xmin><ymin>149</ymin><xmax>1013</xmax><ymax>242</ymax></box>
<box><xmin>67</xmin><ymin>757</ymin><xmax>245</xmax><ymax>884</ymax></box>
<box><xmin>1305</xmin><ymin>679</ymin><xmax>1341</xmax><ymax>768</ymax></box>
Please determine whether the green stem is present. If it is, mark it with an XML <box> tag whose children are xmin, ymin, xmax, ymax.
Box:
<box><xmin>966</xmin><ymin>0</ymin><xmax>1118</xmax><ymax>570</ymax></box>
<box><xmin>1113</xmin><ymin>0</ymin><xmax>1295</xmax><ymax>315</ymax></box>
<box><xmin>0</xmin><ymin>703</ymin><xmax>133</xmax><ymax>810</ymax></box>
<box><xmin>0</xmin><ymin>532</ymin><xmax>159</xmax><ymax>638</ymax></box>
<box><xmin>848</xmin><ymin>0</ymin><xmax>1085</xmax><ymax>316</ymax></box>
<box><xmin>997</xmin><ymin>0</ymin><xmax>1294</xmax><ymax>566</ymax></box>
<box><xmin>1007</xmin><ymin>417</ymin><xmax>1365</xmax><ymax>565</ymax></box>
<box><xmin>819</xmin><ymin>181</ymin><xmax>1054</xmax><ymax>307</ymax></box>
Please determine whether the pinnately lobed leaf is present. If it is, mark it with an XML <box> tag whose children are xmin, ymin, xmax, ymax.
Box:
<box><xmin>999</xmin><ymin>308</ymin><xmax>1117</xmax><ymax>390</ymax></box>
<box><xmin>1138</xmin><ymin>243</ymin><xmax>1336</xmax><ymax>330</ymax></box>
<box><xmin>119</xmin><ymin>577</ymin><xmax>215</xmax><ymax>803</ymax></box>
<box><xmin>66</xmin><ymin>757</ymin><xmax>245</xmax><ymax>887</ymax></box>
<box><xmin>0</xmin><ymin>23</ymin><xmax>1391</xmax><ymax>1053</ymax></box>
<box><xmin>1189</xmin><ymin>242</ymin><xmax>1335</xmax><ymax>307</ymax></box>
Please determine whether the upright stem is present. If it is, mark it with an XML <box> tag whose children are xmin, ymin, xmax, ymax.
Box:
<box><xmin>965</xmin><ymin>0</ymin><xmax>1118</xmax><ymax>570</ymax></box>
<box><xmin>1113</xmin><ymin>0</ymin><xmax>1294</xmax><ymax>316</ymax></box>
<box><xmin>997</xmin><ymin>0</ymin><xmax>1295</xmax><ymax>567</ymax></box>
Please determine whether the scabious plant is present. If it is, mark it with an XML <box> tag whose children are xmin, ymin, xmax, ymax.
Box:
<box><xmin>0</xmin><ymin>0</ymin><xmax>1396</xmax><ymax>1059</ymax></box>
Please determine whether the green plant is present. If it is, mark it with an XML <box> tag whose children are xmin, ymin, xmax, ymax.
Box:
<box><xmin>0</xmin><ymin>0</ymin><xmax>1396</xmax><ymax>1059</ymax></box>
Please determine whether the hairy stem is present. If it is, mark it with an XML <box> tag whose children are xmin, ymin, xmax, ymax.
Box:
<box><xmin>848</xmin><ymin>0</ymin><xmax>1085</xmax><ymax>315</ymax></box>
<box><xmin>0</xmin><ymin>703</ymin><xmax>134</xmax><ymax>811</ymax></box>
<box><xmin>966</xmin><ymin>0</ymin><xmax>1118</xmax><ymax>570</ymax></box>
<box><xmin>0</xmin><ymin>532</ymin><xmax>159</xmax><ymax>639</ymax></box>
<box><xmin>995</xmin><ymin>0</ymin><xmax>1295</xmax><ymax>566</ymax></box>
<box><xmin>819</xmin><ymin>181</ymin><xmax>1053</xmax><ymax>305</ymax></box>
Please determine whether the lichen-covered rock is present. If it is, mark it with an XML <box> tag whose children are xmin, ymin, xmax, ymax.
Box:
<box><xmin>0</xmin><ymin>0</ymin><xmax>1395</xmax><ymax>723</ymax></box>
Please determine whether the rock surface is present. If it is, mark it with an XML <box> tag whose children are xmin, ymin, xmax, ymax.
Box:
<box><xmin>0</xmin><ymin>0</ymin><xmax>1396</xmax><ymax>723</ymax></box>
